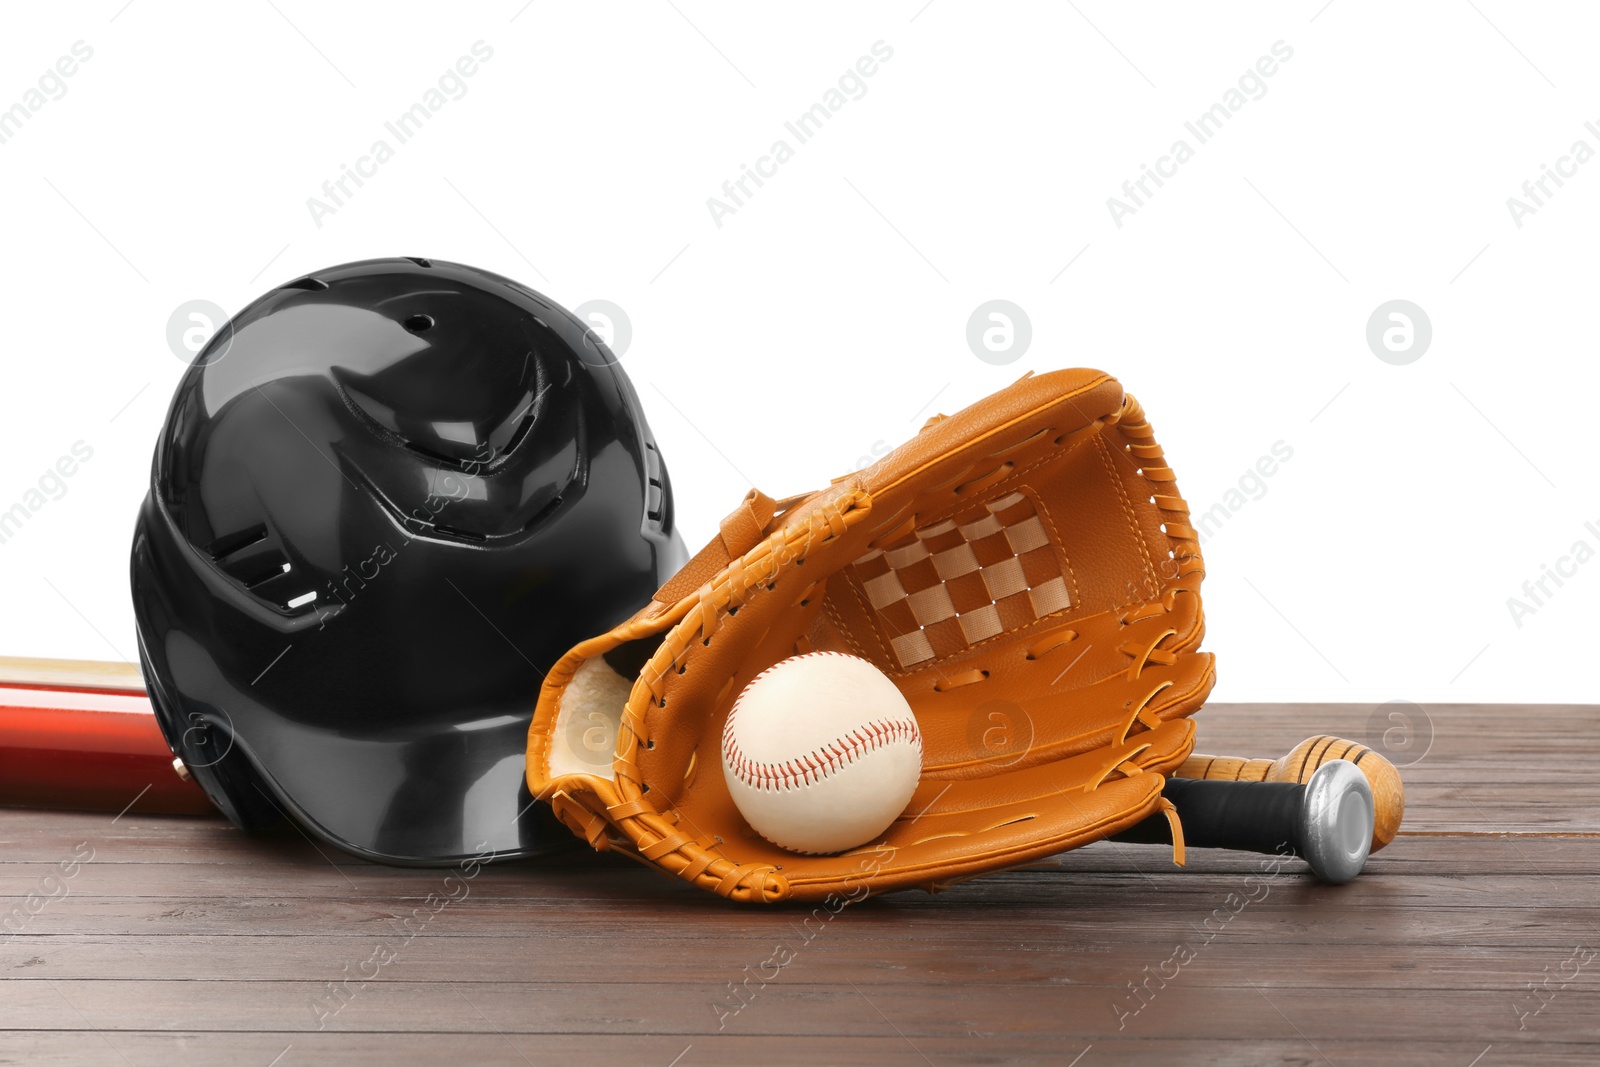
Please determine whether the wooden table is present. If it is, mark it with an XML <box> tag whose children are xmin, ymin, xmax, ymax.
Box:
<box><xmin>0</xmin><ymin>703</ymin><xmax>1593</xmax><ymax>1065</ymax></box>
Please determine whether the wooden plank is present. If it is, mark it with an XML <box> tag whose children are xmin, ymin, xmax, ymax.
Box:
<box><xmin>0</xmin><ymin>934</ymin><xmax>1590</xmax><ymax>991</ymax></box>
<box><xmin>0</xmin><ymin>977</ymin><xmax>1593</xmax><ymax>1044</ymax></box>
<box><xmin>6</xmin><ymin>897</ymin><xmax>1596</xmax><ymax>953</ymax></box>
<box><xmin>2</xmin><ymin>855</ymin><xmax>1598</xmax><ymax>914</ymax></box>
<box><xmin>0</xmin><ymin>701</ymin><xmax>1594</xmax><ymax>1064</ymax></box>
<box><xmin>0</xmin><ymin>1032</ymin><xmax>1583</xmax><ymax>1067</ymax></box>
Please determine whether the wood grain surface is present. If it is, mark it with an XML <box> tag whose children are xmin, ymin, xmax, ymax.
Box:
<box><xmin>0</xmin><ymin>703</ymin><xmax>1594</xmax><ymax>1066</ymax></box>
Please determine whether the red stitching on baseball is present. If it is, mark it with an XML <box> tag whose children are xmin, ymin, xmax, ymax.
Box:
<box><xmin>723</xmin><ymin>653</ymin><xmax>922</xmax><ymax>793</ymax></box>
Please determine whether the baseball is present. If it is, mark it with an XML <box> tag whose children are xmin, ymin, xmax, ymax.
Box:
<box><xmin>721</xmin><ymin>652</ymin><xmax>923</xmax><ymax>855</ymax></box>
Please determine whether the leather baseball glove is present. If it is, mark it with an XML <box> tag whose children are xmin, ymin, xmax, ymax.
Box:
<box><xmin>526</xmin><ymin>368</ymin><xmax>1215</xmax><ymax>903</ymax></box>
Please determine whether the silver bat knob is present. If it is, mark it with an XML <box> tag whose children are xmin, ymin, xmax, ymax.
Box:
<box><xmin>1299</xmin><ymin>759</ymin><xmax>1374</xmax><ymax>884</ymax></box>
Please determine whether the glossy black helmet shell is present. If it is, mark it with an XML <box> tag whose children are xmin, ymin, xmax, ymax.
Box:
<box><xmin>130</xmin><ymin>257</ymin><xmax>686</xmax><ymax>865</ymax></box>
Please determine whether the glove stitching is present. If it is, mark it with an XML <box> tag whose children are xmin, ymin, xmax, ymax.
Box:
<box><xmin>824</xmin><ymin>570</ymin><xmax>894</xmax><ymax>665</ymax></box>
<box><xmin>1026</xmin><ymin>481</ymin><xmax>1084</xmax><ymax>613</ymax></box>
<box><xmin>1094</xmin><ymin>431</ymin><xmax>1161</xmax><ymax>597</ymax></box>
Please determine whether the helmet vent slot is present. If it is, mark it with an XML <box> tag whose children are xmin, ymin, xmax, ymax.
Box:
<box><xmin>404</xmin><ymin>441</ymin><xmax>466</xmax><ymax>467</ymax></box>
<box><xmin>430</xmin><ymin>522</ymin><xmax>487</xmax><ymax>542</ymax></box>
<box><xmin>644</xmin><ymin>443</ymin><xmax>666</xmax><ymax>527</ymax></box>
<box><xmin>207</xmin><ymin>523</ymin><xmax>268</xmax><ymax>560</ymax></box>
<box><xmin>203</xmin><ymin>523</ymin><xmax>314</xmax><ymax>613</ymax></box>
<box><xmin>281</xmin><ymin>277</ymin><xmax>329</xmax><ymax>292</ymax></box>
<box><xmin>524</xmin><ymin>493</ymin><xmax>564</xmax><ymax>532</ymax></box>
<box><xmin>240</xmin><ymin>562</ymin><xmax>316</xmax><ymax>613</ymax></box>
<box><xmin>407</xmin><ymin>257</ymin><xmax>433</xmax><ymax>268</ymax></box>
<box><xmin>235</xmin><ymin>553</ymin><xmax>291</xmax><ymax>590</ymax></box>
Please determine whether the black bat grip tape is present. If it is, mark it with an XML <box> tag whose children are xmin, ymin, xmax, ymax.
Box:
<box><xmin>1114</xmin><ymin>778</ymin><xmax>1303</xmax><ymax>857</ymax></box>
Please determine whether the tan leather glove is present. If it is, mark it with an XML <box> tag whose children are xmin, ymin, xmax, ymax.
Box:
<box><xmin>526</xmin><ymin>369</ymin><xmax>1214</xmax><ymax>903</ymax></box>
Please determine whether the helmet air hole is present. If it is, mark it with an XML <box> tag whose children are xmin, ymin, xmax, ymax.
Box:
<box><xmin>207</xmin><ymin>523</ymin><xmax>269</xmax><ymax>561</ymax></box>
<box><xmin>237</xmin><ymin>554</ymin><xmax>291</xmax><ymax>589</ymax></box>
<box><xmin>523</xmin><ymin>493</ymin><xmax>564</xmax><ymax>532</ymax></box>
<box><xmin>281</xmin><ymin>277</ymin><xmax>328</xmax><ymax>292</ymax></box>
<box><xmin>430</xmin><ymin>522</ymin><xmax>486</xmax><ymax>542</ymax></box>
<box><xmin>404</xmin><ymin>314</ymin><xmax>435</xmax><ymax>333</ymax></box>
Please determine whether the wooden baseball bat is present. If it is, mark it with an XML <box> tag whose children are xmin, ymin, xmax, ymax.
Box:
<box><xmin>1175</xmin><ymin>735</ymin><xmax>1404</xmax><ymax>852</ymax></box>
<box><xmin>0</xmin><ymin>656</ymin><xmax>213</xmax><ymax>816</ymax></box>
<box><xmin>1115</xmin><ymin>760</ymin><xmax>1375</xmax><ymax>884</ymax></box>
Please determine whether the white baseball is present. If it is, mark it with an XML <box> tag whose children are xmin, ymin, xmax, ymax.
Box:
<box><xmin>721</xmin><ymin>652</ymin><xmax>923</xmax><ymax>855</ymax></box>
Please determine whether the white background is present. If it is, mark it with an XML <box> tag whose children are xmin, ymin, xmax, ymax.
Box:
<box><xmin>0</xmin><ymin>1</ymin><xmax>1593</xmax><ymax>705</ymax></box>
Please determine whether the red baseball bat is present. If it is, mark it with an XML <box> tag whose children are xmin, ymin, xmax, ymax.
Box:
<box><xmin>0</xmin><ymin>657</ymin><xmax>214</xmax><ymax>816</ymax></box>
